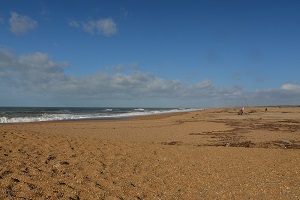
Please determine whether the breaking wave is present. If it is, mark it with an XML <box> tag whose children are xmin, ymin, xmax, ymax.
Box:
<box><xmin>0</xmin><ymin>107</ymin><xmax>201</xmax><ymax>123</ymax></box>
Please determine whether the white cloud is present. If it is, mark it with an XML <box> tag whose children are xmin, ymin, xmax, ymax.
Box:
<box><xmin>9</xmin><ymin>11</ymin><xmax>38</xmax><ymax>35</ymax></box>
<box><xmin>0</xmin><ymin>49</ymin><xmax>68</xmax><ymax>91</ymax></box>
<box><xmin>246</xmin><ymin>83</ymin><xmax>300</xmax><ymax>106</ymax></box>
<box><xmin>281</xmin><ymin>83</ymin><xmax>300</xmax><ymax>91</ymax></box>
<box><xmin>68</xmin><ymin>19</ymin><xmax>80</xmax><ymax>28</ymax></box>
<box><xmin>0</xmin><ymin>48</ymin><xmax>244</xmax><ymax>107</ymax></box>
<box><xmin>70</xmin><ymin>18</ymin><xmax>117</xmax><ymax>36</ymax></box>
<box><xmin>2</xmin><ymin>49</ymin><xmax>300</xmax><ymax>107</ymax></box>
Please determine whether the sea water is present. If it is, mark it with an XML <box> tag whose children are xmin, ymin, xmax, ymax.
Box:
<box><xmin>0</xmin><ymin>107</ymin><xmax>200</xmax><ymax>123</ymax></box>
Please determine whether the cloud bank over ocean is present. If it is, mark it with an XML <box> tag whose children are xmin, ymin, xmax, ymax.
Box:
<box><xmin>1</xmin><ymin>48</ymin><xmax>299</xmax><ymax>107</ymax></box>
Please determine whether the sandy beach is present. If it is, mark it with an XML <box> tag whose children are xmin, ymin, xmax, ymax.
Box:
<box><xmin>1</xmin><ymin>106</ymin><xmax>300</xmax><ymax>199</ymax></box>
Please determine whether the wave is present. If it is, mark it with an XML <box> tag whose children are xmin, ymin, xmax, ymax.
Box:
<box><xmin>0</xmin><ymin>114</ymin><xmax>90</xmax><ymax>123</ymax></box>
<box><xmin>0</xmin><ymin>108</ymin><xmax>202</xmax><ymax>123</ymax></box>
<box><xmin>134</xmin><ymin>108</ymin><xmax>145</xmax><ymax>111</ymax></box>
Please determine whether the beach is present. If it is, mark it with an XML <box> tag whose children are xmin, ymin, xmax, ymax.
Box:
<box><xmin>1</xmin><ymin>107</ymin><xmax>300</xmax><ymax>199</ymax></box>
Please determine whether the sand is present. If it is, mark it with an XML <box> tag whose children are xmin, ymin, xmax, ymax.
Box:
<box><xmin>1</xmin><ymin>106</ymin><xmax>300</xmax><ymax>199</ymax></box>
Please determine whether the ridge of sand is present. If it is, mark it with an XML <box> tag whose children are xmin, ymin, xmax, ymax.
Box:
<box><xmin>1</xmin><ymin>107</ymin><xmax>300</xmax><ymax>199</ymax></box>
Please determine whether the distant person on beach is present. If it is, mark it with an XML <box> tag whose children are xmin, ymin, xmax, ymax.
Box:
<box><xmin>238</xmin><ymin>107</ymin><xmax>245</xmax><ymax>115</ymax></box>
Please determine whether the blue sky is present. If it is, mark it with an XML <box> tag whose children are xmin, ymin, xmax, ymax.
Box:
<box><xmin>0</xmin><ymin>0</ymin><xmax>300</xmax><ymax>108</ymax></box>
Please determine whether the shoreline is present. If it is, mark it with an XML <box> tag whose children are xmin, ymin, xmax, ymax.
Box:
<box><xmin>1</xmin><ymin>106</ymin><xmax>300</xmax><ymax>199</ymax></box>
<box><xmin>0</xmin><ymin>107</ymin><xmax>202</xmax><ymax>124</ymax></box>
<box><xmin>2</xmin><ymin>105</ymin><xmax>300</xmax><ymax>124</ymax></box>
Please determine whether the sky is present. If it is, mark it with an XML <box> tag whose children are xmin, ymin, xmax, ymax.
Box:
<box><xmin>0</xmin><ymin>0</ymin><xmax>300</xmax><ymax>108</ymax></box>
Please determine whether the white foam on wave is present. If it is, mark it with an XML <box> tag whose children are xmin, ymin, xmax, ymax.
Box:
<box><xmin>0</xmin><ymin>108</ymin><xmax>202</xmax><ymax>123</ymax></box>
<box><xmin>0</xmin><ymin>113</ymin><xmax>99</xmax><ymax>123</ymax></box>
<box><xmin>134</xmin><ymin>108</ymin><xmax>145</xmax><ymax>111</ymax></box>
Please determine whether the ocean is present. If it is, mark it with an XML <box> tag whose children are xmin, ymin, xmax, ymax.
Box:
<box><xmin>0</xmin><ymin>107</ymin><xmax>200</xmax><ymax>123</ymax></box>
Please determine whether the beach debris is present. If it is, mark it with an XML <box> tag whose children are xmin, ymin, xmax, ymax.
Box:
<box><xmin>212</xmin><ymin>140</ymin><xmax>300</xmax><ymax>149</ymax></box>
<box><xmin>58</xmin><ymin>182</ymin><xmax>66</xmax><ymax>185</ymax></box>
<box><xmin>281</xmin><ymin>140</ymin><xmax>292</xmax><ymax>145</ymax></box>
<box><xmin>11</xmin><ymin>178</ymin><xmax>20</xmax><ymax>182</ymax></box>
<box><xmin>0</xmin><ymin>170</ymin><xmax>12</xmax><ymax>179</ymax></box>
<box><xmin>20</xmin><ymin>167</ymin><xmax>29</xmax><ymax>173</ymax></box>
<box><xmin>162</xmin><ymin>141</ymin><xmax>183</xmax><ymax>146</ymax></box>
<box><xmin>53</xmin><ymin>161</ymin><xmax>70</xmax><ymax>168</ymax></box>
<box><xmin>6</xmin><ymin>185</ymin><xmax>15</xmax><ymax>197</ymax></box>
<box><xmin>53</xmin><ymin>163</ymin><xmax>61</xmax><ymax>168</ymax></box>
<box><xmin>259</xmin><ymin>140</ymin><xmax>300</xmax><ymax>149</ymax></box>
<box><xmin>69</xmin><ymin>195</ymin><xmax>80</xmax><ymax>200</ymax></box>
<box><xmin>60</xmin><ymin>161</ymin><xmax>70</xmax><ymax>165</ymax></box>
<box><xmin>26</xmin><ymin>182</ymin><xmax>36</xmax><ymax>190</ymax></box>
<box><xmin>224</xmin><ymin>141</ymin><xmax>255</xmax><ymax>148</ymax></box>
<box><xmin>45</xmin><ymin>154</ymin><xmax>56</xmax><ymax>164</ymax></box>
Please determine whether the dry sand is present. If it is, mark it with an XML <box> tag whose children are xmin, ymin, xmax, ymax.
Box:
<box><xmin>1</xmin><ymin>106</ymin><xmax>300</xmax><ymax>199</ymax></box>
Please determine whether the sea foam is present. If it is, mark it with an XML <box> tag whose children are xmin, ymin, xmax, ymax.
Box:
<box><xmin>0</xmin><ymin>107</ymin><xmax>201</xmax><ymax>123</ymax></box>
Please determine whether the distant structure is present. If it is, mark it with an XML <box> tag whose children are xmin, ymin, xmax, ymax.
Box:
<box><xmin>244</xmin><ymin>97</ymin><xmax>249</xmax><ymax>107</ymax></box>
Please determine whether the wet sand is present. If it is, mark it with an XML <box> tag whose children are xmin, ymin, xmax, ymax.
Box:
<box><xmin>1</xmin><ymin>107</ymin><xmax>300</xmax><ymax>199</ymax></box>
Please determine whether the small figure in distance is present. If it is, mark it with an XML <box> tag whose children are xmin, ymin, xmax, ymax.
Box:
<box><xmin>238</xmin><ymin>107</ymin><xmax>244</xmax><ymax>115</ymax></box>
<box><xmin>265</xmin><ymin>108</ymin><xmax>268</xmax><ymax>111</ymax></box>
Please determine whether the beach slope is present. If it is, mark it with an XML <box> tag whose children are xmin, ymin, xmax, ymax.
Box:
<box><xmin>1</xmin><ymin>107</ymin><xmax>300</xmax><ymax>199</ymax></box>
